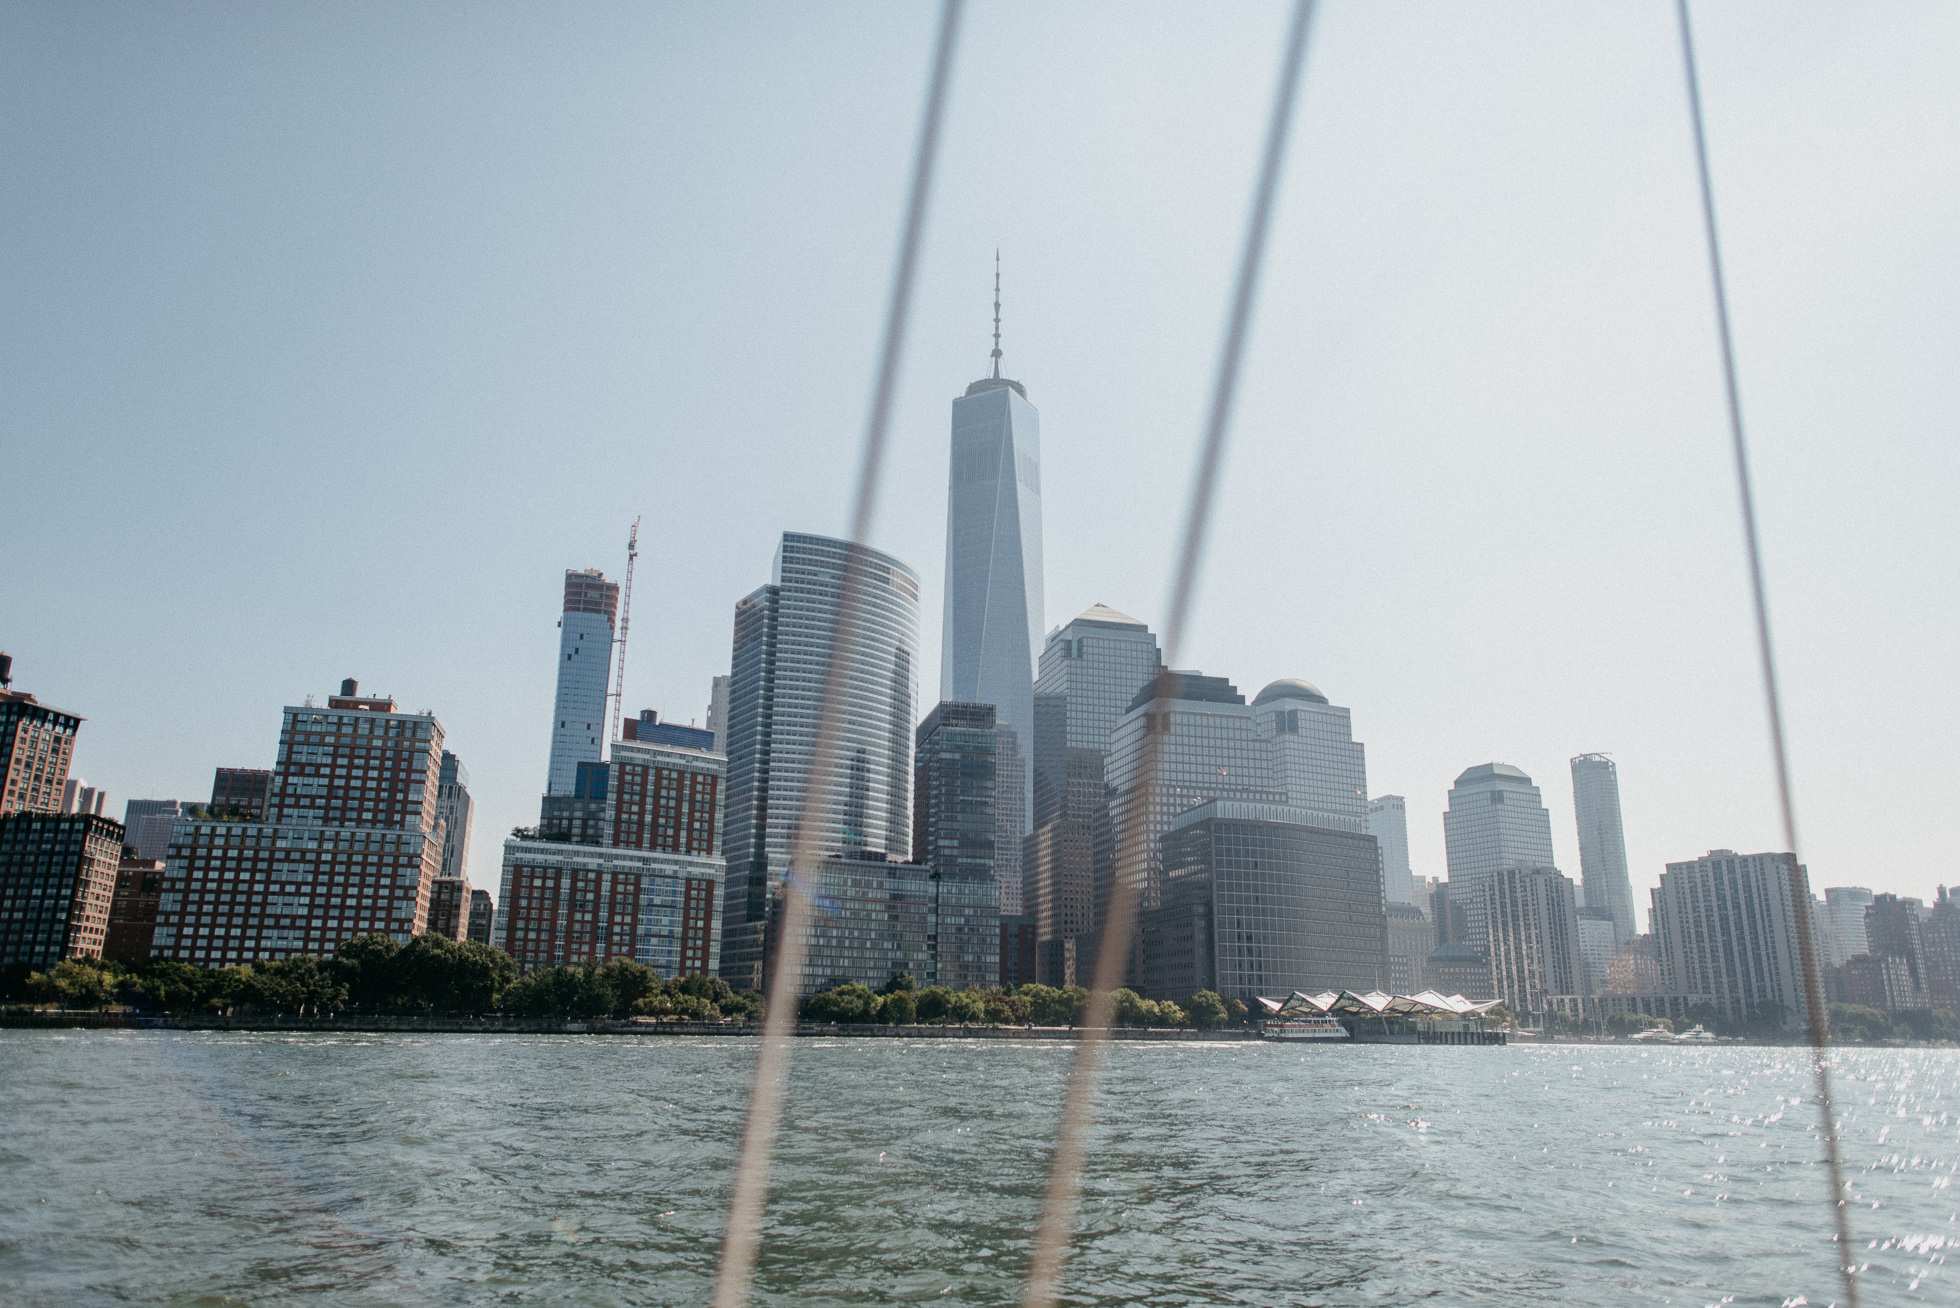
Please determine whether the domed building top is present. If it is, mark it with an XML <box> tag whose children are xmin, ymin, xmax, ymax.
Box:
<box><xmin>1252</xmin><ymin>678</ymin><xmax>1329</xmax><ymax>706</ymax></box>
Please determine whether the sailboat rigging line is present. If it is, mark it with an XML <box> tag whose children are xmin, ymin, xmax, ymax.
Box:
<box><xmin>1674</xmin><ymin>4</ymin><xmax>1859</xmax><ymax>1304</ymax></box>
<box><xmin>1020</xmin><ymin>3</ymin><xmax>1317</xmax><ymax>1305</ymax></box>
<box><xmin>708</xmin><ymin>3</ymin><xmax>966</xmax><ymax>1306</ymax></box>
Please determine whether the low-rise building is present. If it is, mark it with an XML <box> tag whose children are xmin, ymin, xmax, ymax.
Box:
<box><xmin>1546</xmin><ymin>992</ymin><xmax>1719</xmax><ymax>1025</ymax></box>
<box><xmin>1422</xmin><ymin>942</ymin><xmax>1494</xmax><ymax>1001</ymax></box>
<box><xmin>0</xmin><ymin>812</ymin><xmax>123</xmax><ymax>969</ymax></box>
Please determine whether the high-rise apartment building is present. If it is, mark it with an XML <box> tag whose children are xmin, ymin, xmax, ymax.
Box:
<box><xmin>1368</xmin><ymin>796</ymin><xmax>1415</xmax><ymax>904</ymax></box>
<box><xmin>547</xmin><ymin>568</ymin><xmax>620</xmax><ymax>796</ymax></box>
<box><xmin>1571</xmin><ymin>754</ymin><xmax>1637</xmax><ymax>946</ymax></box>
<box><xmin>940</xmin><ymin>311</ymin><xmax>1044</xmax><ymax>841</ymax></box>
<box><xmin>718</xmin><ymin>532</ymin><xmax>920</xmax><ymax>989</ymax></box>
<box><xmin>435</xmin><ymin>751</ymin><xmax>473</xmax><ymax>882</ymax></box>
<box><xmin>1442</xmin><ymin>763</ymin><xmax>1558</xmax><ymax>962</ymax></box>
<box><xmin>0</xmin><ymin>683</ymin><xmax>81</xmax><ymax>816</ymax></box>
<box><xmin>0</xmin><ymin>811</ymin><xmax>124</xmax><ymax>970</ymax></box>
<box><xmin>1919</xmin><ymin>887</ymin><xmax>1960</xmax><ymax>1014</ymax></box>
<box><xmin>123</xmin><ymin>799</ymin><xmax>185</xmax><ymax>862</ymax></box>
<box><xmin>210</xmin><ymin>767</ymin><xmax>272</xmax><ymax>820</ymax></box>
<box><xmin>61</xmin><ymin>780</ymin><xmax>108</xmax><ymax>816</ymax></box>
<box><xmin>149</xmin><ymin>683</ymin><xmax>447</xmax><ymax>966</ymax></box>
<box><xmin>1651</xmin><ymin>849</ymin><xmax>1813</xmax><ymax>1031</ymax></box>
<box><xmin>497</xmin><ymin>729</ymin><xmax>724</xmax><ymax>975</ymax></box>
<box><xmin>1484</xmin><ymin>864</ymin><xmax>1584</xmax><ymax>1016</ymax></box>
<box><xmin>605</xmin><ymin>736</ymin><xmax>722</xmax><ymax>855</ymax></box>
<box><xmin>1862</xmin><ymin>894</ymin><xmax>1933</xmax><ymax>1009</ymax></box>
<box><xmin>1025</xmin><ymin>604</ymin><xmax>1161</xmax><ymax>984</ymax></box>
<box><xmin>1144</xmin><ymin>799</ymin><xmax>1387</xmax><ymax>1003</ymax></box>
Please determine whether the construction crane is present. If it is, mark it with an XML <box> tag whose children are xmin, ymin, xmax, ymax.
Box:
<box><xmin>608</xmin><ymin>515</ymin><xmax>640</xmax><ymax>751</ymax></box>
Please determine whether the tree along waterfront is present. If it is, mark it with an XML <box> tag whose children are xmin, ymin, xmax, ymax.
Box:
<box><xmin>0</xmin><ymin>933</ymin><xmax>764</xmax><ymax>1022</ymax></box>
<box><xmin>799</xmin><ymin>974</ymin><xmax>1250</xmax><ymax>1030</ymax></box>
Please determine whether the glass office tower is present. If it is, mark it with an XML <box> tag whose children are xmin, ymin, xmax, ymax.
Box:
<box><xmin>940</xmin><ymin>368</ymin><xmax>1044</xmax><ymax>838</ymax></box>
<box><xmin>1024</xmin><ymin>605</ymin><xmax>1162</xmax><ymax>983</ymax></box>
<box><xmin>1442</xmin><ymin>762</ymin><xmax>1558</xmax><ymax>963</ymax></box>
<box><xmin>1570</xmin><ymin>753</ymin><xmax>1638</xmax><ymax>947</ymax></box>
<box><xmin>718</xmin><ymin>532</ymin><xmax>920</xmax><ymax>988</ymax></box>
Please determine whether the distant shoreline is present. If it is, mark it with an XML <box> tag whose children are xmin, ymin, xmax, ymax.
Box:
<box><xmin>0</xmin><ymin>1010</ymin><xmax>1259</xmax><ymax>1040</ymax></box>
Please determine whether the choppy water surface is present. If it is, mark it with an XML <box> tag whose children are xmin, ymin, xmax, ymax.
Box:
<box><xmin>1</xmin><ymin>1032</ymin><xmax>1953</xmax><ymax>1306</ymax></box>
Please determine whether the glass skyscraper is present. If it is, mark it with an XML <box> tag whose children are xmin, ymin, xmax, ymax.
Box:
<box><xmin>1251</xmin><ymin>679</ymin><xmax>1369</xmax><ymax>833</ymax></box>
<box><xmin>718</xmin><ymin>532</ymin><xmax>920</xmax><ymax>989</ymax></box>
<box><xmin>547</xmin><ymin>568</ymin><xmax>618</xmax><ymax>796</ymax></box>
<box><xmin>1104</xmin><ymin>674</ymin><xmax>1383</xmax><ymax>985</ymax></box>
<box><xmin>1025</xmin><ymin>604</ymin><xmax>1162</xmax><ymax>982</ymax></box>
<box><xmin>1570</xmin><ymin>753</ymin><xmax>1638</xmax><ymax>947</ymax></box>
<box><xmin>940</xmin><ymin>363</ymin><xmax>1043</xmax><ymax>839</ymax></box>
<box><xmin>1442</xmin><ymin>762</ymin><xmax>1558</xmax><ymax>965</ymax></box>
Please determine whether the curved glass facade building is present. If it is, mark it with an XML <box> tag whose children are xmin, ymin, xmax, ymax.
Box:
<box><xmin>719</xmin><ymin>532</ymin><xmax>920</xmax><ymax>987</ymax></box>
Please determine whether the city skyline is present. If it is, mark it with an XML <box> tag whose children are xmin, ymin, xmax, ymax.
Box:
<box><xmin>4</xmin><ymin>5</ymin><xmax>1955</xmax><ymax>913</ymax></box>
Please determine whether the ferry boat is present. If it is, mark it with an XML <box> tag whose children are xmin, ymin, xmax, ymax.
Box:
<box><xmin>1261</xmin><ymin>1016</ymin><xmax>1350</xmax><ymax>1041</ymax></box>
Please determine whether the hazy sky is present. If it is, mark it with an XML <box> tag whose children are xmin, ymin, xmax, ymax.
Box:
<box><xmin>5</xmin><ymin>2</ymin><xmax>1955</xmax><ymax>919</ymax></box>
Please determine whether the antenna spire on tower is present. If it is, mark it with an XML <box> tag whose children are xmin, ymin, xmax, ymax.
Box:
<box><xmin>991</xmin><ymin>249</ymin><xmax>1002</xmax><ymax>379</ymax></box>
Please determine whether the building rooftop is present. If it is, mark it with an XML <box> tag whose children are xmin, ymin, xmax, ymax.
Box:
<box><xmin>1453</xmin><ymin>762</ymin><xmax>1534</xmax><ymax>787</ymax></box>
<box><xmin>962</xmin><ymin>376</ymin><xmax>1026</xmax><ymax>399</ymax></box>
<box><xmin>1072</xmin><ymin>602</ymin><xmax>1145</xmax><ymax>629</ymax></box>
<box><xmin>1126</xmin><ymin>670</ymin><xmax>1244</xmax><ymax>714</ymax></box>
<box><xmin>1252</xmin><ymin>678</ymin><xmax>1329</xmax><ymax>706</ymax></box>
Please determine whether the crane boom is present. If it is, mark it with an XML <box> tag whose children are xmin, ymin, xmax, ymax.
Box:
<box><xmin>609</xmin><ymin>515</ymin><xmax>640</xmax><ymax>752</ymax></box>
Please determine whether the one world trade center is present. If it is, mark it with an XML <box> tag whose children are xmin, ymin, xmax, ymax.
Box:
<box><xmin>940</xmin><ymin>262</ymin><xmax>1044</xmax><ymax>879</ymax></box>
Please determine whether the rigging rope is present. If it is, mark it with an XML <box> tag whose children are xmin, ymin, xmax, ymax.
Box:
<box><xmin>1674</xmin><ymin>3</ymin><xmax>1859</xmax><ymax>1303</ymax></box>
<box><xmin>709</xmin><ymin>3</ymin><xmax>966</xmax><ymax>1304</ymax></box>
<box><xmin>1020</xmin><ymin>3</ymin><xmax>1318</xmax><ymax>1304</ymax></box>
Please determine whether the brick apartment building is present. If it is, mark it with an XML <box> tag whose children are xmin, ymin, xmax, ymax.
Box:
<box><xmin>498</xmin><ymin>732</ymin><xmax>723</xmax><ymax>976</ymax></box>
<box><xmin>0</xmin><ymin>811</ymin><xmax>125</xmax><ymax>971</ymax></box>
<box><xmin>149</xmin><ymin>680</ymin><xmax>447</xmax><ymax>966</ymax></box>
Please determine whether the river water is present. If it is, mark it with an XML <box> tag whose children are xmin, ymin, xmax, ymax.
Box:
<box><xmin>1</xmin><ymin>1032</ymin><xmax>1953</xmax><ymax>1306</ymax></box>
